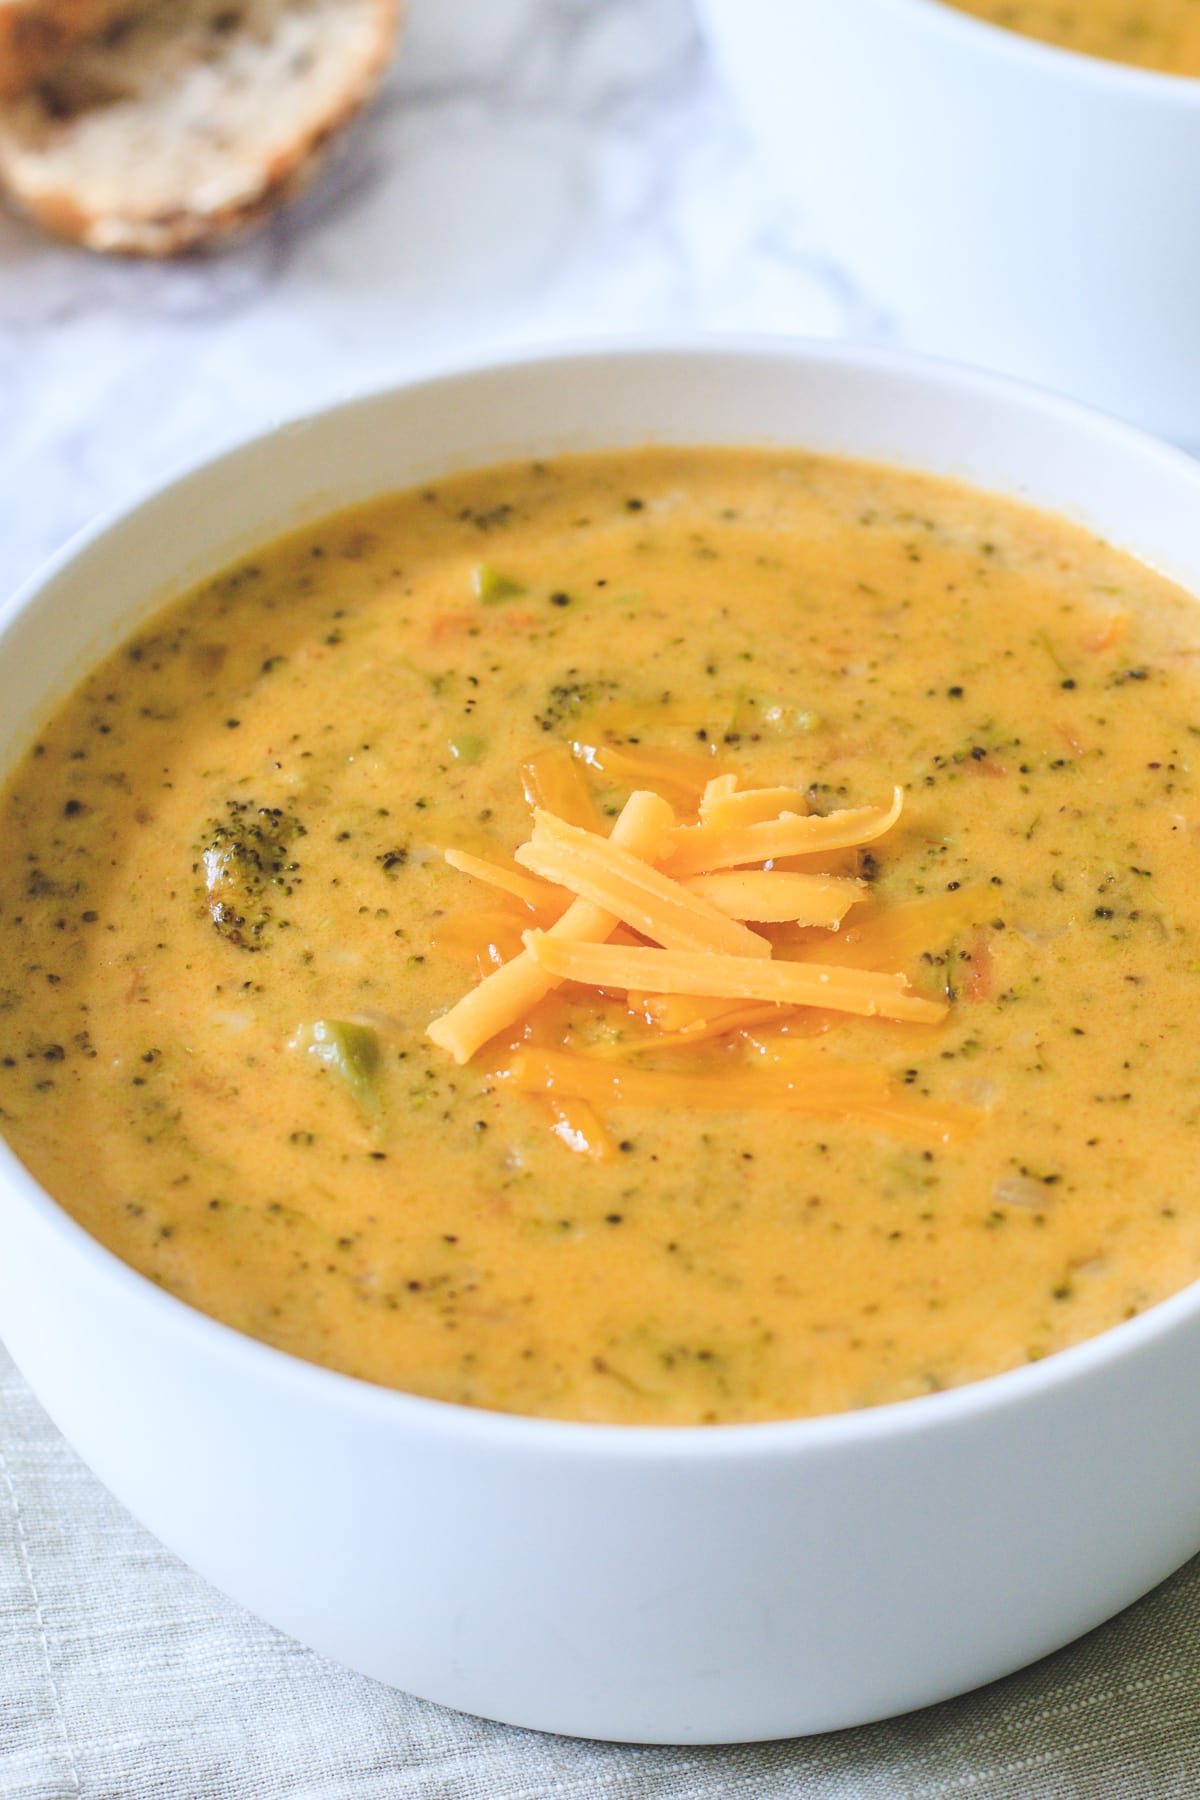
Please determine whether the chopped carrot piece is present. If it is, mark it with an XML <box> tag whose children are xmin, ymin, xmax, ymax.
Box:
<box><xmin>961</xmin><ymin>928</ymin><xmax>995</xmax><ymax>1003</ymax></box>
<box><xmin>428</xmin><ymin>611</ymin><xmax>475</xmax><ymax>641</ymax></box>
<box><xmin>1086</xmin><ymin>613</ymin><xmax>1129</xmax><ymax>654</ymax></box>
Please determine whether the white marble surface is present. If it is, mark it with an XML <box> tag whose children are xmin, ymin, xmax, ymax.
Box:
<box><xmin>0</xmin><ymin>0</ymin><xmax>890</xmax><ymax>607</ymax></box>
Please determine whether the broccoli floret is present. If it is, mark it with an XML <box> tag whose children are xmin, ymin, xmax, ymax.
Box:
<box><xmin>533</xmin><ymin>675</ymin><xmax>620</xmax><ymax>733</ymax></box>
<box><xmin>194</xmin><ymin>800</ymin><xmax>305</xmax><ymax>951</ymax></box>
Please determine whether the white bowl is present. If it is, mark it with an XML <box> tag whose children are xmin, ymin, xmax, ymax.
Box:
<box><xmin>696</xmin><ymin>0</ymin><xmax>1200</xmax><ymax>442</ymax></box>
<box><xmin>3</xmin><ymin>342</ymin><xmax>1200</xmax><ymax>1745</ymax></box>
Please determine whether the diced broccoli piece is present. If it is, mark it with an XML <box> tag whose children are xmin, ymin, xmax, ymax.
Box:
<box><xmin>296</xmin><ymin>1020</ymin><xmax>382</xmax><ymax>1123</ymax></box>
<box><xmin>473</xmin><ymin>563</ymin><xmax>526</xmax><ymax>605</ymax></box>
<box><xmin>449</xmin><ymin>735</ymin><xmax>486</xmax><ymax>764</ymax></box>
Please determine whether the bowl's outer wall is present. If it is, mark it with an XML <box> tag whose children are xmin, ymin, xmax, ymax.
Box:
<box><xmin>4</xmin><ymin>346</ymin><xmax>1200</xmax><ymax>1743</ymax></box>
<box><xmin>697</xmin><ymin>0</ymin><xmax>1200</xmax><ymax>442</ymax></box>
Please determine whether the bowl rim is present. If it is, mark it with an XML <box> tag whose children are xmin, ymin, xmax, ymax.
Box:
<box><xmin>891</xmin><ymin>0</ymin><xmax>1200</xmax><ymax>96</ymax></box>
<box><xmin>6</xmin><ymin>331</ymin><xmax>1200</xmax><ymax>1464</ymax></box>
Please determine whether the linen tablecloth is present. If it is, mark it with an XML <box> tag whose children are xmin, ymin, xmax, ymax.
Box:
<box><xmin>3</xmin><ymin>1342</ymin><xmax>1198</xmax><ymax>1797</ymax></box>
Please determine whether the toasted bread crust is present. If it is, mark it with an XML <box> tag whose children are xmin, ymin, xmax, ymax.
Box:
<box><xmin>0</xmin><ymin>0</ymin><xmax>403</xmax><ymax>254</ymax></box>
<box><xmin>0</xmin><ymin>1</ymin><xmax>142</xmax><ymax>99</ymax></box>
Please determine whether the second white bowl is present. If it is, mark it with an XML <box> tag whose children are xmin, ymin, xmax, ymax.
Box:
<box><xmin>697</xmin><ymin>0</ymin><xmax>1200</xmax><ymax>442</ymax></box>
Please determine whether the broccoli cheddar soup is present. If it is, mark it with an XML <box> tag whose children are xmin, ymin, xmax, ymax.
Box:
<box><xmin>4</xmin><ymin>447</ymin><xmax>1200</xmax><ymax>1426</ymax></box>
<box><xmin>941</xmin><ymin>0</ymin><xmax>1200</xmax><ymax>75</ymax></box>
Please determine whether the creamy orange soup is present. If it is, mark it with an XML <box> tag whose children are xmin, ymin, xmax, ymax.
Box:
<box><xmin>3</xmin><ymin>447</ymin><xmax>1200</xmax><ymax>1425</ymax></box>
<box><xmin>941</xmin><ymin>0</ymin><xmax>1200</xmax><ymax>73</ymax></box>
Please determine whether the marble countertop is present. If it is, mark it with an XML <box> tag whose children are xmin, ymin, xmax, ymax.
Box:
<box><xmin>0</xmin><ymin>0</ymin><xmax>888</xmax><ymax>606</ymax></box>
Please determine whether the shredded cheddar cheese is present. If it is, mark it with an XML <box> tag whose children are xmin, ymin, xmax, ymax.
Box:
<box><xmin>572</xmin><ymin>741</ymin><xmax>728</xmax><ymax>810</ymax></box>
<box><xmin>427</xmin><ymin>768</ymin><xmax>962</xmax><ymax>1143</ymax></box>
<box><xmin>542</xmin><ymin>1093</ymin><xmax>618</xmax><ymax>1161</ymax></box>
<box><xmin>442</xmin><ymin>847</ymin><xmax>567</xmax><ymax>916</ymax></box>
<box><xmin>699</xmin><ymin>777</ymin><xmax>810</xmax><ymax>828</ymax></box>
<box><xmin>802</xmin><ymin>886</ymin><xmax>986</xmax><ymax>972</ymax></box>
<box><xmin>521</xmin><ymin>933</ymin><xmax>947</xmax><ymax>1024</ymax></box>
<box><xmin>613</xmin><ymin>1000</ymin><xmax>794</xmax><ymax>1051</ymax></box>
<box><xmin>426</xmin><ymin>789</ymin><xmax>673</xmax><ymax>1065</ymax></box>
<box><xmin>516</xmin><ymin>809</ymin><xmax>771</xmax><ymax>958</ymax></box>
<box><xmin>658</xmin><ymin>787</ymin><xmax>904</xmax><ymax>878</ymax></box>
<box><xmin>682</xmin><ymin>870</ymin><xmax>864</xmax><ymax>926</ymax></box>
<box><xmin>505</xmin><ymin>1049</ymin><xmax>974</xmax><ymax>1144</ymax></box>
<box><xmin>520</xmin><ymin>745</ymin><xmax>604</xmax><ymax>831</ymax></box>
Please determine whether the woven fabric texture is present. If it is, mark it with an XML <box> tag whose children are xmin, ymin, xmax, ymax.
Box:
<box><xmin>2</xmin><ymin>1340</ymin><xmax>1198</xmax><ymax>1799</ymax></box>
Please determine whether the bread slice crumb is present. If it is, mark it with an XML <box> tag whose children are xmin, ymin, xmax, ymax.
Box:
<box><xmin>0</xmin><ymin>0</ymin><xmax>404</xmax><ymax>255</ymax></box>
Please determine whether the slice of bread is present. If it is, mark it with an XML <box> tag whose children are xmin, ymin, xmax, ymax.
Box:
<box><xmin>0</xmin><ymin>1</ymin><xmax>143</xmax><ymax>99</ymax></box>
<box><xmin>0</xmin><ymin>0</ymin><xmax>403</xmax><ymax>255</ymax></box>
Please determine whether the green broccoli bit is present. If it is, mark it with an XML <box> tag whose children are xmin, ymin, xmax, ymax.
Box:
<box><xmin>195</xmin><ymin>800</ymin><xmax>305</xmax><ymax>952</ymax></box>
<box><xmin>730</xmin><ymin>691</ymin><xmax>820</xmax><ymax>737</ymax></box>
<box><xmin>473</xmin><ymin>563</ymin><xmax>526</xmax><ymax>605</ymax></box>
<box><xmin>449</xmin><ymin>734</ymin><xmax>487</xmax><ymax>764</ymax></box>
<box><xmin>298</xmin><ymin>1020</ymin><xmax>382</xmax><ymax>1122</ymax></box>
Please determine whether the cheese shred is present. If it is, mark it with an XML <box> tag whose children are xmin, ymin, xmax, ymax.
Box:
<box><xmin>516</xmin><ymin>810</ymin><xmax>771</xmax><ymax>958</ymax></box>
<box><xmin>521</xmin><ymin>933</ymin><xmax>947</xmax><ymax>1024</ymax></box>
<box><xmin>427</xmin><ymin>766</ymin><xmax>976</xmax><ymax>1142</ymax></box>
<box><xmin>658</xmin><ymin>787</ymin><xmax>904</xmax><ymax>878</ymax></box>
<box><xmin>426</xmin><ymin>789</ymin><xmax>673</xmax><ymax>1065</ymax></box>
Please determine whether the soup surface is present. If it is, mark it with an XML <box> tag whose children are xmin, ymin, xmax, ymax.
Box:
<box><xmin>3</xmin><ymin>448</ymin><xmax>1200</xmax><ymax>1425</ymax></box>
<box><xmin>940</xmin><ymin>0</ymin><xmax>1200</xmax><ymax>73</ymax></box>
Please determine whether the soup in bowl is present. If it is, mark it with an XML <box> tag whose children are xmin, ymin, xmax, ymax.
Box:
<box><xmin>2</xmin><ymin>342</ymin><xmax>1200</xmax><ymax>1742</ymax></box>
<box><xmin>939</xmin><ymin>0</ymin><xmax>1200</xmax><ymax>74</ymax></box>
